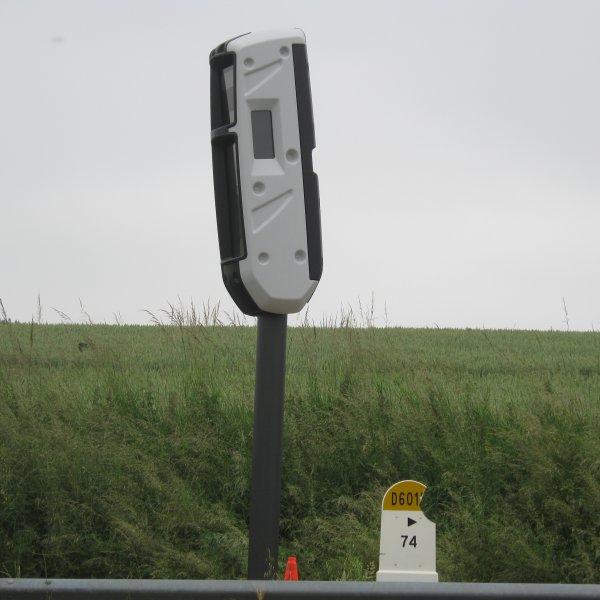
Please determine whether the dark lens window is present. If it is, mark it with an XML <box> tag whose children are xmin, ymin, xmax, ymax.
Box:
<box><xmin>211</xmin><ymin>136</ymin><xmax>246</xmax><ymax>263</ymax></box>
<box><xmin>222</xmin><ymin>66</ymin><xmax>235</xmax><ymax>125</ymax></box>
<box><xmin>251</xmin><ymin>110</ymin><xmax>275</xmax><ymax>158</ymax></box>
<box><xmin>210</xmin><ymin>54</ymin><xmax>236</xmax><ymax>129</ymax></box>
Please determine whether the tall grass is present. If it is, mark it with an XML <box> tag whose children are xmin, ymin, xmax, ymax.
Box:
<box><xmin>0</xmin><ymin>310</ymin><xmax>598</xmax><ymax>582</ymax></box>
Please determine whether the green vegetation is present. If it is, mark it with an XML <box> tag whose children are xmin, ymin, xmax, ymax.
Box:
<box><xmin>0</xmin><ymin>317</ymin><xmax>599</xmax><ymax>582</ymax></box>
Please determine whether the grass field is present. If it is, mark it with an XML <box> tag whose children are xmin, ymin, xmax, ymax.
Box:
<box><xmin>0</xmin><ymin>316</ymin><xmax>599</xmax><ymax>582</ymax></box>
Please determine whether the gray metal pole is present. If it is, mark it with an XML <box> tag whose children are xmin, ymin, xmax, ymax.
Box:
<box><xmin>247</xmin><ymin>313</ymin><xmax>288</xmax><ymax>580</ymax></box>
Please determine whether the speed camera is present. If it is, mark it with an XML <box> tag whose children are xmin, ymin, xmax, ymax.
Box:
<box><xmin>209</xmin><ymin>28</ymin><xmax>322</xmax><ymax>316</ymax></box>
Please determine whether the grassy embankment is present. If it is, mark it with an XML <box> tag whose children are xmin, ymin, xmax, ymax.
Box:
<box><xmin>0</xmin><ymin>317</ymin><xmax>599</xmax><ymax>582</ymax></box>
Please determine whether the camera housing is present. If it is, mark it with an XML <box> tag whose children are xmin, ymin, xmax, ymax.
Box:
<box><xmin>210</xmin><ymin>28</ymin><xmax>322</xmax><ymax>316</ymax></box>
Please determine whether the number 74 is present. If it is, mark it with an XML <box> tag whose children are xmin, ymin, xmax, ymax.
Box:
<box><xmin>401</xmin><ymin>535</ymin><xmax>417</xmax><ymax>548</ymax></box>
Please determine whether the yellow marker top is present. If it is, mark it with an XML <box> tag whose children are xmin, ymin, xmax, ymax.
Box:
<box><xmin>382</xmin><ymin>480</ymin><xmax>427</xmax><ymax>511</ymax></box>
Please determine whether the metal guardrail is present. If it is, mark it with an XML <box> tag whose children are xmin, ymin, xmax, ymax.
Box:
<box><xmin>1</xmin><ymin>579</ymin><xmax>599</xmax><ymax>600</ymax></box>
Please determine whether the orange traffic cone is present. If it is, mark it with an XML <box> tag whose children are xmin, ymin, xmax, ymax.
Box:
<box><xmin>283</xmin><ymin>556</ymin><xmax>299</xmax><ymax>580</ymax></box>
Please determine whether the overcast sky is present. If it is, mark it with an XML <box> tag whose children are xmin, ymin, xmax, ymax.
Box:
<box><xmin>1</xmin><ymin>0</ymin><xmax>598</xmax><ymax>329</ymax></box>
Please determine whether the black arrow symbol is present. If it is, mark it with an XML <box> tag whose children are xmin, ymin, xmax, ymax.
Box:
<box><xmin>408</xmin><ymin>517</ymin><xmax>417</xmax><ymax>527</ymax></box>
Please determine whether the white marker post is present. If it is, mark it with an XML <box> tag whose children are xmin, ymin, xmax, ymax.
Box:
<box><xmin>376</xmin><ymin>480</ymin><xmax>438</xmax><ymax>583</ymax></box>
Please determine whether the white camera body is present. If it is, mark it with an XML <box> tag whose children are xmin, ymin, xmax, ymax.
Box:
<box><xmin>210</xmin><ymin>29</ymin><xmax>322</xmax><ymax>316</ymax></box>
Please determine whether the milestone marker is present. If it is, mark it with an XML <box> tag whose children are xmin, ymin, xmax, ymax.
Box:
<box><xmin>376</xmin><ymin>480</ymin><xmax>438</xmax><ymax>583</ymax></box>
